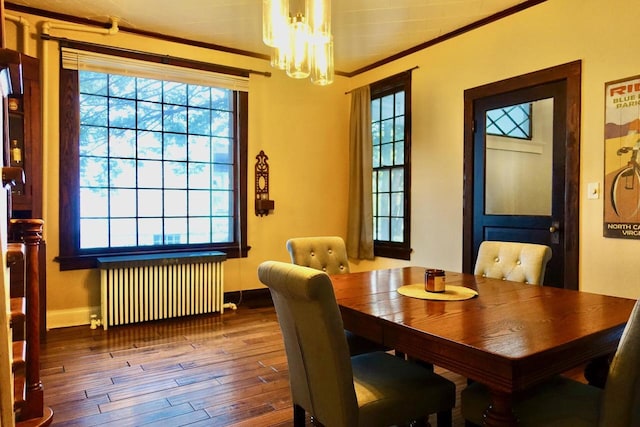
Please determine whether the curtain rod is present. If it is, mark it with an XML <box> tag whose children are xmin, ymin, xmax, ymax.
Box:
<box><xmin>344</xmin><ymin>66</ymin><xmax>419</xmax><ymax>94</ymax></box>
<box><xmin>41</xmin><ymin>34</ymin><xmax>272</xmax><ymax>78</ymax></box>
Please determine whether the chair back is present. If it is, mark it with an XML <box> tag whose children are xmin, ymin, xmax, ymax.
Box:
<box><xmin>258</xmin><ymin>261</ymin><xmax>358</xmax><ymax>426</ymax></box>
<box><xmin>473</xmin><ymin>241</ymin><xmax>552</xmax><ymax>284</ymax></box>
<box><xmin>599</xmin><ymin>299</ymin><xmax>640</xmax><ymax>427</ymax></box>
<box><xmin>286</xmin><ymin>236</ymin><xmax>351</xmax><ymax>275</ymax></box>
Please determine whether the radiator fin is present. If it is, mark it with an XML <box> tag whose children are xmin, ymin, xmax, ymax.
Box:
<box><xmin>100</xmin><ymin>261</ymin><xmax>224</xmax><ymax>329</ymax></box>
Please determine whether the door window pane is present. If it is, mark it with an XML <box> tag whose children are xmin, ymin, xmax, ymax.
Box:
<box><xmin>485</xmin><ymin>98</ymin><xmax>553</xmax><ymax>215</ymax></box>
<box><xmin>486</xmin><ymin>103</ymin><xmax>531</xmax><ymax>139</ymax></box>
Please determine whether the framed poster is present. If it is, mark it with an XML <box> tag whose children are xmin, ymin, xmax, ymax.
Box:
<box><xmin>604</xmin><ymin>75</ymin><xmax>640</xmax><ymax>238</ymax></box>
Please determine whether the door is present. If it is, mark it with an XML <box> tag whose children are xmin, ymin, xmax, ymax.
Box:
<box><xmin>475</xmin><ymin>82</ymin><xmax>565</xmax><ymax>286</ymax></box>
<box><xmin>462</xmin><ymin>62</ymin><xmax>581</xmax><ymax>289</ymax></box>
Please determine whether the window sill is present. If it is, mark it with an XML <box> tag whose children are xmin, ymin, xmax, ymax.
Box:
<box><xmin>374</xmin><ymin>245</ymin><xmax>412</xmax><ymax>260</ymax></box>
<box><xmin>55</xmin><ymin>244</ymin><xmax>251</xmax><ymax>271</ymax></box>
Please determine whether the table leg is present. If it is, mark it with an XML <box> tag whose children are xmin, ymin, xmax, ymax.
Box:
<box><xmin>483</xmin><ymin>389</ymin><xmax>518</xmax><ymax>427</ymax></box>
<box><xmin>584</xmin><ymin>354</ymin><xmax>611</xmax><ymax>388</ymax></box>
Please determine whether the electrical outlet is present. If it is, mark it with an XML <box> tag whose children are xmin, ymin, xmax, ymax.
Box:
<box><xmin>587</xmin><ymin>182</ymin><xmax>600</xmax><ymax>200</ymax></box>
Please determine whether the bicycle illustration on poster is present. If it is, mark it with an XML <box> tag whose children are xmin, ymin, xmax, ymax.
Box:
<box><xmin>604</xmin><ymin>74</ymin><xmax>640</xmax><ymax>239</ymax></box>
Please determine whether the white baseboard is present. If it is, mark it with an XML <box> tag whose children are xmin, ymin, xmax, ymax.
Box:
<box><xmin>47</xmin><ymin>306</ymin><xmax>101</xmax><ymax>330</ymax></box>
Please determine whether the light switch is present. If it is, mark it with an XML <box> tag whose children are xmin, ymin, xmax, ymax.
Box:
<box><xmin>587</xmin><ymin>182</ymin><xmax>600</xmax><ymax>200</ymax></box>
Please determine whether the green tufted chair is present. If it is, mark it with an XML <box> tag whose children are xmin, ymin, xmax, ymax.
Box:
<box><xmin>286</xmin><ymin>236</ymin><xmax>388</xmax><ymax>356</ymax></box>
<box><xmin>461</xmin><ymin>299</ymin><xmax>640</xmax><ymax>426</ymax></box>
<box><xmin>474</xmin><ymin>241</ymin><xmax>552</xmax><ymax>285</ymax></box>
<box><xmin>286</xmin><ymin>236</ymin><xmax>351</xmax><ymax>275</ymax></box>
<box><xmin>258</xmin><ymin>261</ymin><xmax>456</xmax><ymax>427</ymax></box>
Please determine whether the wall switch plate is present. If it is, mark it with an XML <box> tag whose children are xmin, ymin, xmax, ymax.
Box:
<box><xmin>587</xmin><ymin>182</ymin><xmax>600</xmax><ymax>199</ymax></box>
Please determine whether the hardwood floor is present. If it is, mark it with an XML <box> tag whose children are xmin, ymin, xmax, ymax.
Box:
<box><xmin>42</xmin><ymin>304</ymin><xmax>298</xmax><ymax>426</ymax></box>
<box><xmin>39</xmin><ymin>303</ymin><xmax>491</xmax><ymax>426</ymax></box>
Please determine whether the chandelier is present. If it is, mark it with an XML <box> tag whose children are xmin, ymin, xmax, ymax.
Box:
<box><xmin>262</xmin><ymin>0</ymin><xmax>334</xmax><ymax>86</ymax></box>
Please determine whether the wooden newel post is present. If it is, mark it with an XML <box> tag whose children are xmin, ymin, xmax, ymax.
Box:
<box><xmin>11</xmin><ymin>218</ymin><xmax>44</xmax><ymax>421</ymax></box>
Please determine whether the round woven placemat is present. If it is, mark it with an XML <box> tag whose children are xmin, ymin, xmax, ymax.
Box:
<box><xmin>397</xmin><ymin>283</ymin><xmax>478</xmax><ymax>301</ymax></box>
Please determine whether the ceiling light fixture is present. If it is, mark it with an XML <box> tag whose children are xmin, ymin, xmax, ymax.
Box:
<box><xmin>263</xmin><ymin>0</ymin><xmax>333</xmax><ymax>86</ymax></box>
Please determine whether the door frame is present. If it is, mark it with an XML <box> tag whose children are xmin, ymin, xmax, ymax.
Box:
<box><xmin>462</xmin><ymin>60</ymin><xmax>582</xmax><ymax>289</ymax></box>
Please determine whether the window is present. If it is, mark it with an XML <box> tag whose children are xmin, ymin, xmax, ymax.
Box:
<box><xmin>57</xmin><ymin>45</ymin><xmax>249</xmax><ymax>270</ymax></box>
<box><xmin>370</xmin><ymin>71</ymin><xmax>412</xmax><ymax>260</ymax></box>
<box><xmin>486</xmin><ymin>103</ymin><xmax>532</xmax><ymax>139</ymax></box>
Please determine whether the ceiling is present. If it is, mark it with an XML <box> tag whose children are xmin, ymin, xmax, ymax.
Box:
<box><xmin>6</xmin><ymin>0</ymin><xmax>532</xmax><ymax>73</ymax></box>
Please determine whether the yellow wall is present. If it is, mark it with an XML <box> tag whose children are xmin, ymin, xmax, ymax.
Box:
<box><xmin>4</xmin><ymin>0</ymin><xmax>640</xmax><ymax>327</ymax></box>
<box><xmin>348</xmin><ymin>0</ymin><xmax>640</xmax><ymax>299</ymax></box>
<box><xmin>5</xmin><ymin>12</ymin><xmax>350</xmax><ymax>327</ymax></box>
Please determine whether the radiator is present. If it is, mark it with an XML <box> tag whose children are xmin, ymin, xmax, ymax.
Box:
<box><xmin>97</xmin><ymin>251</ymin><xmax>227</xmax><ymax>329</ymax></box>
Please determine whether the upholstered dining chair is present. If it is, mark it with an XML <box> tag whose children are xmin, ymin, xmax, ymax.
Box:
<box><xmin>258</xmin><ymin>261</ymin><xmax>456</xmax><ymax>427</ymax></box>
<box><xmin>461</xmin><ymin>299</ymin><xmax>640</xmax><ymax>427</ymax></box>
<box><xmin>286</xmin><ymin>236</ymin><xmax>351</xmax><ymax>275</ymax></box>
<box><xmin>286</xmin><ymin>236</ymin><xmax>388</xmax><ymax>356</ymax></box>
<box><xmin>473</xmin><ymin>240</ymin><xmax>552</xmax><ymax>285</ymax></box>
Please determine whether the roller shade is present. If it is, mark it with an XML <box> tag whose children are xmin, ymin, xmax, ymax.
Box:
<box><xmin>61</xmin><ymin>47</ymin><xmax>249</xmax><ymax>92</ymax></box>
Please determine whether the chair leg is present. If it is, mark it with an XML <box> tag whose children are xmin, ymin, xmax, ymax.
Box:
<box><xmin>293</xmin><ymin>404</ymin><xmax>305</xmax><ymax>427</ymax></box>
<box><xmin>436</xmin><ymin>409</ymin><xmax>452</xmax><ymax>427</ymax></box>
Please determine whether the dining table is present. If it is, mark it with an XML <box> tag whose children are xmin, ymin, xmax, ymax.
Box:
<box><xmin>330</xmin><ymin>266</ymin><xmax>637</xmax><ymax>427</ymax></box>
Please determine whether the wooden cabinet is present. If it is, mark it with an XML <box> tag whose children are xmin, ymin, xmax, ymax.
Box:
<box><xmin>6</xmin><ymin>52</ymin><xmax>42</xmax><ymax>219</ymax></box>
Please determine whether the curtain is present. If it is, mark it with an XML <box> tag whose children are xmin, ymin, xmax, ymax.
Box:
<box><xmin>346</xmin><ymin>86</ymin><xmax>374</xmax><ymax>260</ymax></box>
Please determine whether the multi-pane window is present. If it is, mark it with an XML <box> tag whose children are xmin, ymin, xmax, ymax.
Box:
<box><xmin>58</xmin><ymin>46</ymin><xmax>248</xmax><ymax>270</ymax></box>
<box><xmin>78</xmin><ymin>71</ymin><xmax>235</xmax><ymax>249</ymax></box>
<box><xmin>370</xmin><ymin>71</ymin><xmax>412</xmax><ymax>260</ymax></box>
<box><xmin>486</xmin><ymin>103</ymin><xmax>532</xmax><ymax>139</ymax></box>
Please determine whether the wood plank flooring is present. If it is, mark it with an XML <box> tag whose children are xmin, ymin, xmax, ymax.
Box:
<box><xmin>39</xmin><ymin>301</ymin><xmax>578</xmax><ymax>426</ymax></box>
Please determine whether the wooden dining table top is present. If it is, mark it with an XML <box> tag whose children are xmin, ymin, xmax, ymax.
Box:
<box><xmin>330</xmin><ymin>266</ymin><xmax>636</xmax><ymax>425</ymax></box>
